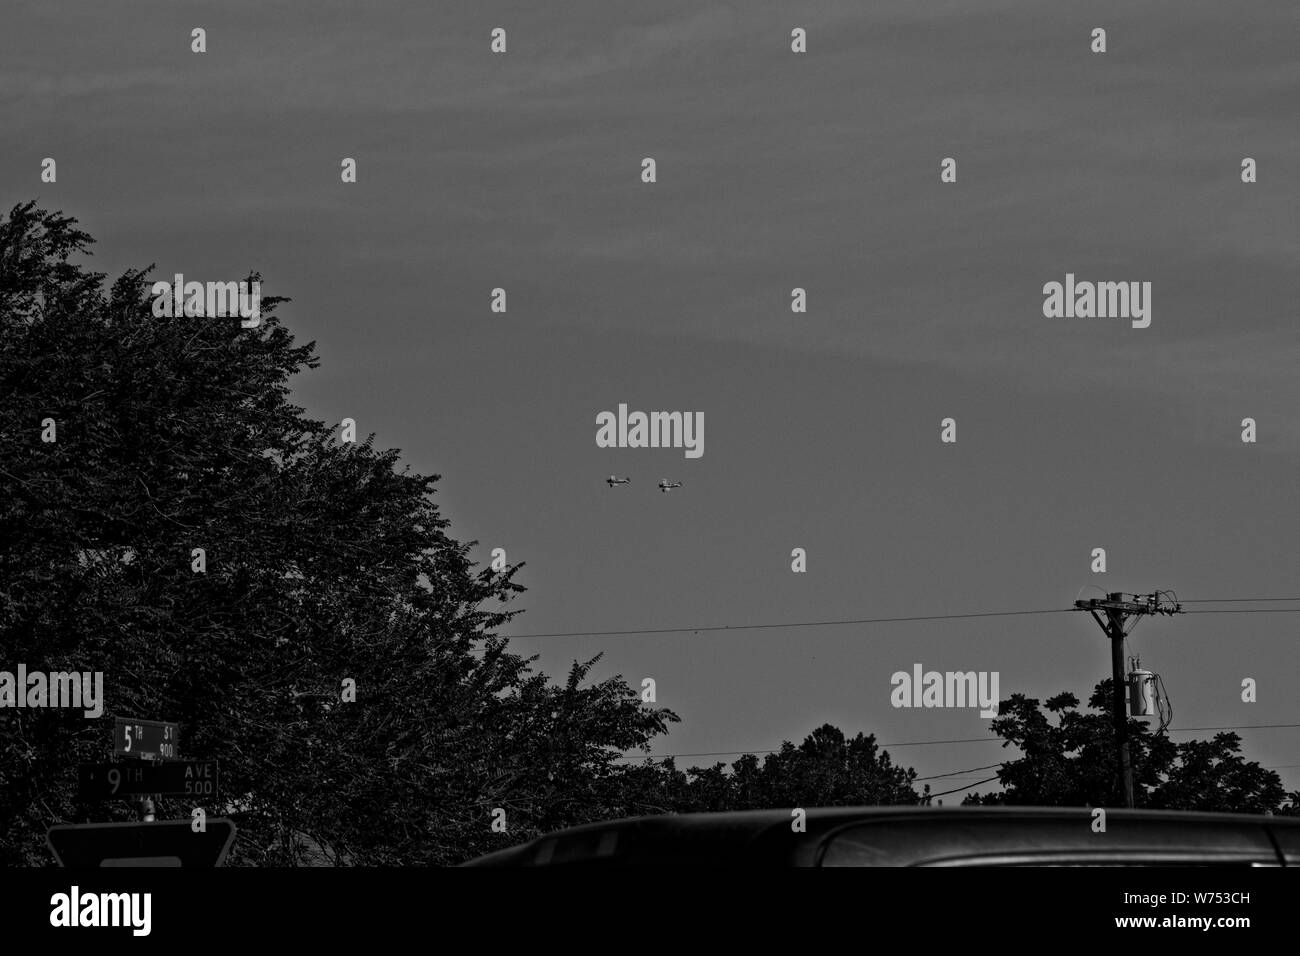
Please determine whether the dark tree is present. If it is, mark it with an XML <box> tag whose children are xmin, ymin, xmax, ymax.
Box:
<box><xmin>963</xmin><ymin>680</ymin><xmax>1284</xmax><ymax>813</ymax></box>
<box><xmin>0</xmin><ymin>201</ymin><xmax>677</xmax><ymax>865</ymax></box>
<box><xmin>624</xmin><ymin>723</ymin><xmax>920</xmax><ymax>813</ymax></box>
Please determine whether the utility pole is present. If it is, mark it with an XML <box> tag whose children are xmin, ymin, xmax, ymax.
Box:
<box><xmin>1074</xmin><ymin>592</ymin><xmax>1181</xmax><ymax>808</ymax></box>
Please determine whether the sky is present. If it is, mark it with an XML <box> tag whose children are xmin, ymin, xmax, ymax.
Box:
<box><xmin>5</xmin><ymin>0</ymin><xmax>1300</xmax><ymax>800</ymax></box>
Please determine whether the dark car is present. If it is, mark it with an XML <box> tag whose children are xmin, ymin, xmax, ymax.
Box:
<box><xmin>461</xmin><ymin>805</ymin><xmax>1300</xmax><ymax>866</ymax></box>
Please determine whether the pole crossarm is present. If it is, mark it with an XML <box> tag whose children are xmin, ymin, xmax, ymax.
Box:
<box><xmin>1074</xmin><ymin>592</ymin><xmax>1183</xmax><ymax>618</ymax></box>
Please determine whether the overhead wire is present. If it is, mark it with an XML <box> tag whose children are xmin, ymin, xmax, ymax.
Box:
<box><xmin>518</xmin><ymin>596</ymin><xmax>1298</xmax><ymax>792</ymax></box>
<box><xmin>926</xmin><ymin>775</ymin><xmax>1001</xmax><ymax>798</ymax></box>
<box><xmin>1183</xmin><ymin>608</ymin><xmax>1300</xmax><ymax>614</ymax></box>
<box><xmin>1179</xmin><ymin>597</ymin><xmax>1300</xmax><ymax>603</ymax></box>
<box><xmin>1154</xmin><ymin>672</ymin><xmax>1173</xmax><ymax>734</ymax></box>
<box><xmin>500</xmin><ymin>596</ymin><xmax>1300</xmax><ymax>642</ymax></box>
<box><xmin>914</xmin><ymin>762</ymin><xmax>1003</xmax><ymax>782</ymax></box>
<box><xmin>616</xmin><ymin>723</ymin><xmax>1300</xmax><ymax>763</ymax></box>
<box><xmin>500</xmin><ymin>607</ymin><xmax>1073</xmax><ymax>640</ymax></box>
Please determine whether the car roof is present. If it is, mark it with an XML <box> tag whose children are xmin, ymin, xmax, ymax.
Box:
<box><xmin>461</xmin><ymin>805</ymin><xmax>1300</xmax><ymax>866</ymax></box>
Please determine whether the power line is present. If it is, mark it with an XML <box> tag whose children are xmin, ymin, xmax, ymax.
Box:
<box><xmin>916</xmin><ymin>763</ymin><xmax>1003</xmax><ymax>782</ymax></box>
<box><xmin>1180</xmin><ymin>598</ymin><xmax>1300</xmax><ymax>603</ymax></box>
<box><xmin>615</xmin><ymin>749</ymin><xmax>778</xmax><ymax>761</ymax></box>
<box><xmin>927</xmin><ymin>775</ymin><xmax>1001</xmax><ymax>798</ymax></box>
<box><xmin>917</xmin><ymin>761</ymin><xmax>1300</xmax><ymax>798</ymax></box>
<box><xmin>1183</xmin><ymin>608</ymin><xmax>1300</xmax><ymax>615</ymax></box>
<box><xmin>498</xmin><ymin>598</ymin><xmax>1300</xmax><ymax>641</ymax></box>
<box><xmin>614</xmin><ymin>734</ymin><xmax>1004</xmax><ymax>761</ymax></box>
<box><xmin>519</xmin><ymin>596</ymin><xmax>1300</xmax><ymax>782</ymax></box>
<box><xmin>501</xmin><ymin>608</ymin><xmax>1072</xmax><ymax>640</ymax></box>
<box><xmin>621</xmin><ymin>754</ymin><xmax>1299</xmax><ymax>800</ymax></box>
<box><xmin>1169</xmin><ymin>723</ymin><xmax>1300</xmax><ymax>733</ymax></box>
<box><xmin>617</xmin><ymin>723</ymin><xmax>1300</xmax><ymax>763</ymax></box>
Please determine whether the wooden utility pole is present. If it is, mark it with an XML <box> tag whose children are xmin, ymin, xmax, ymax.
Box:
<box><xmin>1074</xmin><ymin>592</ymin><xmax>1181</xmax><ymax>808</ymax></box>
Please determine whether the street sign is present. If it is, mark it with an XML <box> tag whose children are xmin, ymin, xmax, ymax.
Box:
<box><xmin>114</xmin><ymin>718</ymin><xmax>179</xmax><ymax>760</ymax></box>
<box><xmin>79</xmin><ymin>760</ymin><xmax>219</xmax><ymax>800</ymax></box>
<box><xmin>46</xmin><ymin>819</ymin><xmax>237</xmax><ymax>867</ymax></box>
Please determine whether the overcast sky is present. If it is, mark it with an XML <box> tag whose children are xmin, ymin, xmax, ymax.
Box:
<box><xmin>6</xmin><ymin>0</ymin><xmax>1299</xmax><ymax>798</ymax></box>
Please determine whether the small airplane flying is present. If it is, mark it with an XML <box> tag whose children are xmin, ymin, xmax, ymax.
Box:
<box><xmin>658</xmin><ymin>479</ymin><xmax>682</xmax><ymax>493</ymax></box>
<box><xmin>605</xmin><ymin>475</ymin><xmax>631</xmax><ymax>487</ymax></box>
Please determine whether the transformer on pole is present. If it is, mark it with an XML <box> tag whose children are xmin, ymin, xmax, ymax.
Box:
<box><xmin>1128</xmin><ymin>660</ymin><xmax>1158</xmax><ymax>718</ymax></box>
<box><xmin>1073</xmin><ymin>591</ymin><xmax>1181</xmax><ymax>808</ymax></box>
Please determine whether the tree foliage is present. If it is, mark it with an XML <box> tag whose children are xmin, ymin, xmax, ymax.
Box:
<box><xmin>0</xmin><ymin>201</ymin><xmax>677</xmax><ymax>865</ymax></box>
<box><xmin>963</xmin><ymin>680</ymin><xmax>1286</xmax><ymax>813</ymax></box>
<box><xmin>633</xmin><ymin>723</ymin><xmax>920</xmax><ymax>813</ymax></box>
